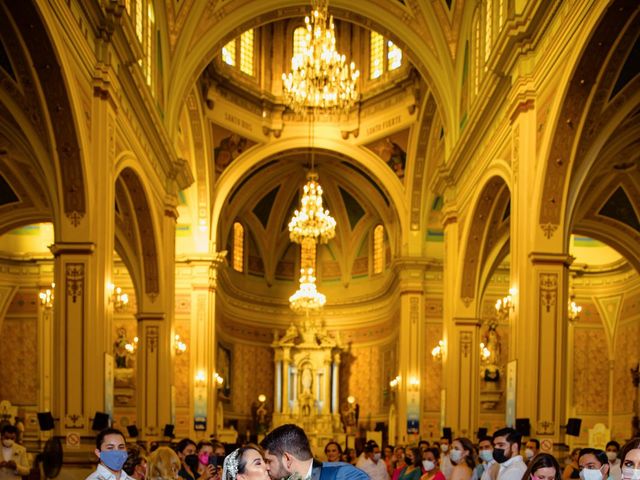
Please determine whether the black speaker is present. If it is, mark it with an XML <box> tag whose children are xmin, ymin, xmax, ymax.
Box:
<box><xmin>92</xmin><ymin>412</ymin><xmax>110</xmax><ymax>431</ymax></box>
<box><xmin>515</xmin><ymin>418</ymin><xmax>531</xmax><ymax>437</ymax></box>
<box><xmin>163</xmin><ymin>424</ymin><xmax>175</xmax><ymax>438</ymax></box>
<box><xmin>37</xmin><ymin>412</ymin><xmax>55</xmax><ymax>431</ymax></box>
<box><xmin>127</xmin><ymin>425</ymin><xmax>139</xmax><ymax>437</ymax></box>
<box><xmin>566</xmin><ymin>418</ymin><xmax>582</xmax><ymax>436</ymax></box>
<box><xmin>442</xmin><ymin>427</ymin><xmax>452</xmax><ymax>440</ymax></box>
<box><xmin>477</xmin><ymin>427</ymin><xmax>488</xmax><ymax>439</ymax></box>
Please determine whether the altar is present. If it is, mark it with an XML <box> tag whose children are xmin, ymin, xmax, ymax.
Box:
<box><xmin>271</xmin><ymin>318</ymin><xmax>344</xmax><ymax>449</ymax></box>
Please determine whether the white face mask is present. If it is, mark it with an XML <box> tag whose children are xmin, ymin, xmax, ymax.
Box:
<box><xmin>450</xmin><ymin>450</ymin><xmax>463</xmax><ymax>464</ymax></box>
<box><xmin>580</xmin><ymin>468</ymin><xmax>603</xmax><ymax>480</ymax></box>
<box><xmin>2</xmin><ymin>439</ymin><xmax>14</xmax><ymax>448</ymax></box>
<box><xmin>622</xmin><ymin>467</ymin><xmax>640</xmax><ymax>480</ymax></box>
<box><xmin>441</xmin><ymin>445</ymin><xmax>449</xmax><ymax>453</ymax></box>
<box><xmin>606</xmin><ymin>452</ymin><xmax>618</xmax><ymax>462</ymax></box>
<box><xmin>373</xmin><ymin>453</ymin><xmax>382</xmax><ymax>462</ymax></box>
<box><xmin>525</xmin><ymin>449</ymin><xmax>535</xmax><ymax>460</ymax></box>
<box><xmin>423</xmin><ymin>460</ymin><xmax>435</xmax><ymax>472</ymax></box>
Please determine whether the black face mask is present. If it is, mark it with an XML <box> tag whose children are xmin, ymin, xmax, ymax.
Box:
<box><xmin>492</xmin><ymin>448</ymin><xmax>509</xmax><ymax>464</ymax></box>
<box><xmin>185</xmin><ymin>454</ymin><xmax>200</xmax><ymax>472</ymax></box>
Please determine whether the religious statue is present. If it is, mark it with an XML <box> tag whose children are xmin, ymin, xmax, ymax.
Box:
<box><xmin>114</xmin><ymin>328</ymin><xmax>131</xmax><ymax>368</ymax></box>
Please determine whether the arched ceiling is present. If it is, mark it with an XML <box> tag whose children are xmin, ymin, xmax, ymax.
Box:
<box><xmin>218</xmin><ymin>149</ymin><xmax>398</xmax><ymax>294</ymax></box>
<box><xmin>164</xmin><ymin>0</ymin><xmax>461</xmax><ymax>140</ymax></box>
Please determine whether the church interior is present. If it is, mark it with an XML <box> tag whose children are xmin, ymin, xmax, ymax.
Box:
<box><xmin>0</xmin><ymin>0</ymin><xmax>639</xmax><ymax>472</ymax></box>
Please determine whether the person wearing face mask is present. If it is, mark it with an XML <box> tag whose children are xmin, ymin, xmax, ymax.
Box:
<box><xmin>195</xmin><ymin>440</ymin><xmax>218</xmax><ymax>480</ymax></box>
<box><xmin>449</xmin><ymin>438</ymin><xmax>475</xmax><ymax>480</ymax></box>
<box><xmin>398</xmin><ymin>447</ymin><xmax>424</xmax><ymax>480</ymax></box>
<box><xmin>492</xmin><ymin>428</ymin><xmax>526</xmax><ymax>480</ymax></box>
<box><xmin>421</xmin><ymin>448</ymin><xmax>446</xmax><ymax>480</ymax></box>
<box><xmin>525</xmin><ymin>441</ymin><xmax>540</xmax><ymax>465</ymax></box>
<box><xmin>356</xmin><ymin>440</ymin><xmax>390</xmax><ymax>480</ymax></box>
<box><xmin>177</xmin><ymin>438</ymin><xmax>200</xmax><ymax>480</ymax></box>
<box><xmin>577</xmin><ymin>449</ymin><xmax>609</xmax><ymax>480</ymax></box>
<box><xmin>86</xmin><ymin>428</ymin><xmax>132</xmax><ymax>480</ymax></box>
<box><xmin>618</xmin><ymin>438</ymin><xmax>640</xmax><ymax>480</ymax></box>
<box><xmin>471</xmin><ymin>437</ymin><xmax>496</xmax><ymax>480</ymax></box>
<box><xmin>440</xmin><ymin>438</ymin><xmax>453</xmax><ymax>480</ymax></box>
<box><xmin>0</xmin><ymin>425</ymin><xmax>30</xmax><ymax>480</ymax></box>
<box><xmin>606</xmin><ymin>441</ymin><xmax>622</xmax><ymax>480</ymax></box>
<box><xmin>520</xmin><ymin>453</ymin><xmax>561</xmax><ymax>480</ymax></box>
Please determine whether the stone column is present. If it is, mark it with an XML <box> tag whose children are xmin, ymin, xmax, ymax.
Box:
<box><xmin>509</xmin><ymin>97</ymin><xmax>569</xmax><ymax>443</ymax></box>
<box><xmin>136</xmin><ymin>313</ymin><xmax>170</xmax><ymax>438</ymax></box>
<box><xmin>395</xmin><ymin>259</ymin><xmax>425</xmax><ymax>445</ymax></box>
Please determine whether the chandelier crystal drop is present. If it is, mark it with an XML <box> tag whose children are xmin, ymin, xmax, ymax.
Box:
<box><xmin>282</xmin><ymin>0</ymin><xmax>360</xmax><ymax>113</ymax></box>
<box><xmin>289</xmin><ymin>267</ymin><xmax>326</xmax><ymax>313</ymax></box>
<box><xmin>288</xmin><ymin>171</ymin><xmax>336</xmax><ymax>244</ymax></box>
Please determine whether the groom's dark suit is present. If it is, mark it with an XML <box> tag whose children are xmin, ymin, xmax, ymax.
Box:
<box><xmin>311</xmin><ymin>460</ymin><xmax>370</xmax><ymax>480</ymax></box>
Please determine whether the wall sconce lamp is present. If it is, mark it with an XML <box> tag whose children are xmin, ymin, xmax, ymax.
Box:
<box><xmin>174</xmin><ymin>334</ymin><xmax>187</xmax><ymax>354</ymax></box>
<box><xmin>495</xmin><ymin>287</ymin><xmax>517</xmax><ymax>316</ymax></box>
<box><xmin>431</xmin><ymin>340</ymin><xmax>445</xmax><ymax>361</ymax></box>
<box><xmin>258</xmin><ymin>394</ymin><xmax>267</xmax><ymax>403</ymax></box>
<box><xmin>195</xmin><ymin>370</ymin><xmax>206</xmax><ymax>387</ymax></box>
<box><xmin>213</xmin><ymin>372</ymin><xmax>224</xmax><ymax>387</ymax></box>
<box><xmin>39</xmin><ymin>282</ymin><xmax>55</xmax><ymax>309</ymax></box>
<box><xmin>408</xmin><ymin>376</ymin><xmax>420</xmax><ymax>391</ymax></box>
<box><xmin>389</xmin><ymin>375</ymin><xmax>401</xmax><ymax>389</ymax></box>
<box><xmin>568</xmin><ymin>297</ymin><xmax>582</xmax><ymax>322</ymax></box>
<box><xmin>108</xmin><ymin>282</ymin><xmax>129</xmax><ymax>310</ymax></box>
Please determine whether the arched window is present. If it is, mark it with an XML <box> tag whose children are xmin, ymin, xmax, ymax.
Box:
<box><xmin>240</xmin><ymin>30</ymin><xmax>254</xmax><ymax>75</ymax></box>
<box><xmin>233</xmin><ymin>222</ymin><xmax>244</xmax><ymax>272</ymax></box>
<box><xmin>135</xmin><ymin>0</ymin><xmax>144</xmax><ymax>43</ymax></box>
<box><xmin>145</xmin><ymin>2</ymin><xmax>155</xmax><ymax>87</ymax></box>
<box><xmin>370</xmin><ymin>31</ymin><xmax>402</xmax><ymax>80</ymax></box>
<box><xmin>221</xmin><ymin>29</ymin><xmax>256</xmax><ymax>77</ymax></box>
<box><xmin>484</xmin><ymin>0</ymin><xmax>493</xmax><ymax>63</ymax></box>
<box><xmin>293</xmin><ymin>26</ymin><xmax>307</xmax><ymax>59</ymax></box>
<box><xmin>373</xmin><ymin>224</ymin><xmax>384</xmax><ymax>274</ymax></box>
<box><xmin>474</xmin><ymin>12</ymin><xmax>481</xmax><ymax>95</ymax></box>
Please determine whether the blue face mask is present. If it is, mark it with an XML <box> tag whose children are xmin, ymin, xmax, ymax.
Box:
<box><xmin>101</xmin><ymin>450</ymin><xmax>128</xmax><ymax>471</ymax></box>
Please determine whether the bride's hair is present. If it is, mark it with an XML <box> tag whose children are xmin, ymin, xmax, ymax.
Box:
<box><xmin>223</xmin><ymin>444</ymin><xmax>263</xmax><ymax>480</ymax></box>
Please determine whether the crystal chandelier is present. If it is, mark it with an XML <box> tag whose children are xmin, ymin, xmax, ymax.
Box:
<box><xmin>289</xmin><ymin>266</ymin><xmax>326</xmax><ymax>313</ymax></box>
<box><xmin>288</xmin><ymin>171</ymin><xmax>336</xmax><ymax>244</ymax></box>
<box><xmin>282</xmin><ymin>0</ymin><xmax>360</xmax><ymax>112</ymax></box>
<box><xmin>289</xmin><ymin>237</ymin><xmax>327</xmax><ymax>313</ymax></box>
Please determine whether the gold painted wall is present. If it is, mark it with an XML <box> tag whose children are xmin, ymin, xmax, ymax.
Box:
<box><xmin>0</xmin><ymin>289</ymin><xmax>38</xmax><ymax>406</ymax></box>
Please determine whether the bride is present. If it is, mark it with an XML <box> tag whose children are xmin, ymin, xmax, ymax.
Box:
<box><xmin>222</xmin><ymin>445</ymin><xmax>271</xmax><ymax>480</ymax></box>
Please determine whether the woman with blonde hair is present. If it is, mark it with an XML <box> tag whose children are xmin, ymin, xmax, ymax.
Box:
<box><xmin>148</xmin><ymin>447</ymin><xmax>181</xmax><ymax>480</ymax></box>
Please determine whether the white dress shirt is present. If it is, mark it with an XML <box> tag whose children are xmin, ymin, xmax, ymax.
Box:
<box><xmin>357</xmin><ymin>454</ymin><xmax>390</xmax><ymax>480</ymax></box>
<box><xmin>496</xmin><ymin>455</ymin><xmax>526</xmax><ymax>480</ymax></box>
<box><xmin>85</xmin><ymin>463</ymin><xmax>135</xmax><ymax>480</ymax></box>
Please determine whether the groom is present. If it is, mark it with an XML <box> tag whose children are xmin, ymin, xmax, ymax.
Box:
<box><xmin>261</xmin><ymin>424</ymin><xmax>368</xmax><ymax>480</ymax></box>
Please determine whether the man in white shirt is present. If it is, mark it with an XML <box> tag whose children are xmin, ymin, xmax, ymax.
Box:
<box><xmin>356</xmin><ymin>441</ymin><xmax>390</xmax><ymax>480</ymax></box>
<box><xmin>492</xmin><ymin>428</ymin><xmax>526</xmax><ymax>480</ymax></box>
<box><xmin>85</xmin><ymin>428</ymin><xmax>133</xmax><ymax>480</ymax></box>
<box><xmin>0</xmin><ymin>425</ymin><xmax>30</xmax><ymax>480</ymax></box>
<box><xmin>606</xmin><ymin>441</ymin><xmax>622</xmax><ymax>480</ymax></box>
